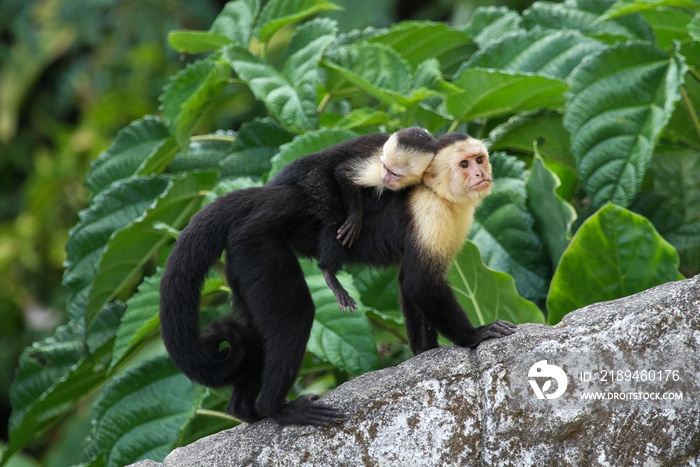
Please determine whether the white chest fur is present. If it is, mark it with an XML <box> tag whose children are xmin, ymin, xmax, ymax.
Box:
<box><xmin>409</xmin><ymin>187</ymin><xmax>475</xmax><ymax>263</ymax></box>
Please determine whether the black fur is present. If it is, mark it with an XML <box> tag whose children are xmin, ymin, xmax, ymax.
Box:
<box><xmin>269</xmin><ymin>129</ymin><xmax>437</xmax><ymax>312</ymax></box>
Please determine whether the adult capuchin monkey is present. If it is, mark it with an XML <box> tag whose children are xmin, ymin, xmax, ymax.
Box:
<box><xmin>159</xmin><ymin>133</ymin><xmax>517</xmax><ymax>427</ymax></box>
<box><xmin>270</xmin><ymin>127</ymin><xmax>438</xmax><ymax>312</ymax></box>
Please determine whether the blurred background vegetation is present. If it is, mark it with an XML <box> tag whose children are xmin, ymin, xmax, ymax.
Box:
<box><xmin>1</xmin><ymin>0</ymin><xmax>529</xmax><ymax>464</ymax></box>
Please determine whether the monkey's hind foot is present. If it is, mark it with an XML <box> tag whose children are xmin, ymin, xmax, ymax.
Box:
<box><xmin>271</xmin><ymin>394</ymin><xmax>345</xmax><ymax>427</ymax></box>
<box><xmin>322</xmin><ymin>269</ymin><xmax>358</xmax><ymax>312</ymax></box>
<box><xmin>470</xmin><ymin>320</ymin><xmax>517</xmax><ymax>347</ymax></box>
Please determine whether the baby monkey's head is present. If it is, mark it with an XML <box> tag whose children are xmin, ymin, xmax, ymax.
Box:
<box><xmin>381</xmin><ymin>127</ymin><xmax>438</xmax><ymax>189</ymax></box>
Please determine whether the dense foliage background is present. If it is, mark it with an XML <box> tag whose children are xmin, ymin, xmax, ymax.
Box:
<box><xmin>2</xmin><ymin>0</ymin><xmax>698</xmax><ymax>465</ymax></box>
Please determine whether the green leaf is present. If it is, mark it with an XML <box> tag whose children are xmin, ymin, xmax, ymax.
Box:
<box><xmin>110</xmin><ymin>269</ymin><xmax>164</xmax><ymax>371</ymax></box>
<box><xmin>219</xmin><ymin>118</ymin><xmax>295</xmax><ymax>180</ymax></box>
<box><xmin>449</xmin><ymin>240</ymin><xmax>545</xmax><ymax>325</ymax></box>
<box><xmin>268</xmin><ymin>128</ymin><xmax>356</xmax><ymax>178</ymax></box>
<box><xmin>547</xmin><ymin>204</ymin><xmax>683</xmax><ymax>324</ymax></box>
<box><xmin>85</xmin><ymin>116</ymin><xmax>170</xmax><ymax>197</ymax></box>
<box><xmin>224</xmin><ymin>46</ymin><xmax>317</xmax><ymax>131</ymax></box>
<box><xmin>321</xmin><ymin>42</ymin><xmax>439</xmax><ymax>107</ymax></box>
<box><xmin>167</xmin><ymin>0</ymin><xmax>260</xmax><ymax>53</ymax></box>
<box><xmin>209</xmin><ymin>0</ymin><xmax>260</xmax><ymax>46</ymax></box>
<box><xmin>86</xmin><ymin>357</ymin><xmax>206</xmax><ymax>467</ymax></box>
<box><xmin>665</xmin><ymin>55</ymin><xmax>700</xmax><ymax>151</ymax></box>
<box><xmin>3</xmin><ymin>305</ymin><xmax>124</xmax><ymax>464</ymax></box>
<box><xmin>444</xmin><ymin>68</ymin><xmax>568</xmax><ymax>122</ymax></box>
<box><xmin>462</xmin><ymin>29</ymin><xmax>607</xmax><ymax>80</ymax></box>
<box><xmin>159</xmin><ymin>58</ymin><xmax>231</xmax><ymax>150</ymax></box>
<box><xmin>525</xmin><ymin>154</ymin><xmax>577</xmax><ymax>268</ymax></box>
<box><xmin>282</xmin><ymin>18</ymin><xmax>337</xmax><ymax>104</ymax></box>
<box><xmin>86</xmin><ymin>172</ymin><xmax>217</xmax><ymax>328</ymax></box>
<box><xmin>368</xmin><ymin>21</ymin><xmax>475</xmax><ymax>75</ymax></box>
<box><xmin>488</xmin><ymin>111</ymin><xmax>575</xmax><ymax>170</ymax></box>
<box><xmin>640</xmin><ymin>9</ymin><xmax>695</xmax><ymax>49</ymax></box>
<box><xmin>301</xmin><ymin>261</ymin><xmax>380</xmax><ymax>377</ymax></box>
<box><xmin>254</xmin><ymin>0</ymin><xmax>341</xmax><ymax>43</ymax></box>
<box><xmin>463</xmin><ymin>6</ymin><xmax>523</xmax><ymax>48</ymax></box>
<box><xmin>349</xmin><ymin>265</ymin><xmax>401</xmax><ymax>324</ymax></box>
<box><xmin>599</xmin><ymin>0</ymin><xmax>698</xmax><ymax>21</ymax></box>
<box><xmin>63</xmin><ymin>177</ymin><xmax>170</xmax><ymax>320</ymax></box>
<box><xmin>167</xmin><ymin>31</ymin><xmax>235</xmax><ymax>54</ymax></box>
<box><xmin>690</xmin><ymin>13</ymin><xmax>700</xmax><ymax>41</ymax></box>
<box><xmin>522</xmin><ymin>0</ymin><xmax>655</xmax><ymax>43</ymax></box>
<box><xmin>326</xmin><ymin>107</ymin><xmax>390</xmax><ymax>131</ymax></box>
<box><xmin>563</xmin><ymin>43</ymin><xmax>685</xmax><ymax>208</ymax></box>
<box><xmin>169</xmin><ymin>131</ymin><xmax>236</xmax><ymax>174</ymax></box>
<box><xmin>469</xmin><ymin>153</ymin><xmax>551</xmax><ymax>303</ymax></box>
<box><xmin>633</xmin><ymin>145</ymin><xmax>700</xmax><ymax>274</ymax></box>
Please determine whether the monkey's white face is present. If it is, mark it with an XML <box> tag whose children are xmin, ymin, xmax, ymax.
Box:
<box><xmin>424</xmin><ymin>138</ymin><xmax>492</xmax><ymax>205</ymax></box>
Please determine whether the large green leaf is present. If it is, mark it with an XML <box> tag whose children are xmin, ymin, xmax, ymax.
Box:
<box><xmin>268</xmin><ymin>128</ymin><xmax>356</xmax><ymax>178</ymax></box>
<box><xmin>159</xmin><ymin>58</ymin><xmax>231</xmax><ymax>150</ymax></box>
<box><xmin>167</xmin><ymin>0</ymin><xmax>260</xmax><ymax>53</ymax></box>
<box><xmin>563</xmin><ymin>43</ymin><xmax>685</xmax><ymax>208</ymax></box>
<box><xmin>169</xmin><ymin>131</ymin><xmax>236</xmax><ymax>174</ymax></box>
<box><xmin>599</xmin><ymin>0</ymin><xmax>698</xmax><ymax>21</ymax></box>
<box><xmin>85</xmin><ymin>357</ymin><xmax>206</xmax><ymax>467</ymax></box>
<box><xmin>488</xmin><ymin>111</ymin><xmax>575</xmax><ymax>170</ymax></box>
<box><xmin>219</xmin><ymin>118</ymin><xmax>295</xmax><ymax>180</ymax></box>
<box><xmin>86</xmin><ymin>172</ymin><xmax>217</xmax><ymax>328</ymax></box>
<box><xmin>522</xmin><ymin>0</ymin><xmax>655</xmax><ymax>43</ymax></box>
<box><xmin>449</xmin><ymin>240</ymin><xmax>545</xmax><ymax>326</ymax></box>
<box><xmin>224</xmin><ymin>46</ymin><xmax>317</xmax><ymax>131</ymax></box>
<box><xmin>167</xmin><ymin>32</ymin><xmax>236</xmax><ymax>55</ymax></box>
<box><xmin>640</xmin><ymin>9</ymin><xmax>695</xmax><ymax>49</ymax></box>
<box><xmin>211</xmin><ymin>0</ymin><xmax>260</xmax><ymax>44</ymax></box>
<box><xmin>321</xmin><ymin>42</ymin><xmax>438</xmax><ymax>107</ymax></box>
<box><xmin>469</xmin><ymin>153</ymin><xmax>551</xmax><ymax>303</ymax></box>
<box><xmin>547</xmin><ymin>204</ymin><xmax>683</xmax><ymax>324</ymax></box>
<box><xmin>463</xmin><ymin>6</ymin><xmax>523</xmax><ymax>48</ymax></box>
<box><xmin>368</xmin><ymin>21</ymin><xmax>475</xmax><ymax>75</ymax></box>
<box><xmin>444</xmin><ymin>68</ymin><xmax>568</xmax><ymax>122</ymax></box>
<box><xmin>283</xmin><ymin>18</ymin><xmax>337</xmax><ymax>80</ymax></box>
<box><xmin>109</xmin><ymin>269</ymin><xmax>164</xmax><ymax>371</ymax></box>
<box><xmin>63</xmin><ymin>177</ymin><xmax>170</xmax><ymax>320</ymax></box>
<box><xmin>254</xmin><ymin>0</ymin><xmax>340</xmax><ymax>43</ymax></box>
<box><xmin>462</xmin><ymin>29</ymin><xmax>607</xmax><ymax>80</ymax></box>
<box><xmin>525</xmin><ymin>154</ymin><xmax>577</xmax><ymax>268</ymax></box>
<box><xmin>348</xmin><ymin>266</ymin><xmax>402</xmax><ymax>324</ymax></box>
<box><xmin>2</xmin><ymin>305</ymin><xmax>123</xmax><ymax>465</ymax></box>
<box><xmin>632</xmin><ymin>145</ymin><xmax>700</xmax><ymax>273</ymax></box>
<box><xmin>302</xmin><ymin>261</ymin><xmax>380</xmax><ymax>377</ymax></box>
<box><xmin>665</xmin><ymin>54</ymin><xmax>700</xmax><ymax>151</ymax></box>
<box><xmin>85</xmin><ymin>116</ymin><xmax>170</xmax><ymax>197</ymax></box>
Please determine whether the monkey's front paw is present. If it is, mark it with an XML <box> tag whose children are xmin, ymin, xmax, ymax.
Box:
<box><xmin>471</xmin><ymin>320</ymin><xmax>517</xmax><ymax>347</ymax></box>
<box><xmin>271</xmin><ymin>394</ymin><xmax>345</xmax><ymax>426</ymax></box>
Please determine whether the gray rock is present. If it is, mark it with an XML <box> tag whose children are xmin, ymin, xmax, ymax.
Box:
<box><xmin>133</xmin><ymin>276</ymin><xmax>700</xmax><ymax>466</ymax></box>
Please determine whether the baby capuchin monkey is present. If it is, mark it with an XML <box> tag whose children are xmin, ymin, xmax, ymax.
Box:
<box><xmin>269</xmin><ymin>127</ymin><xmax>437</xmax><ymax>312</ymax></box>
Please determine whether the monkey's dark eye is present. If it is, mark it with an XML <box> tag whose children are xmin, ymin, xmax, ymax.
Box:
<box><xmin>476</xmin><ymin>156</ymin><xmax>484</xmax><ymax>164</ymax></box>
<box><xmin>460</xmin><ymin>160</ymin><xmax>469</xmax><ymax>168</ymax></box>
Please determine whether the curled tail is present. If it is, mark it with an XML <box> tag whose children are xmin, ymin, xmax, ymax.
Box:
<box><xmin>159</xmin><ymin>194</ymin><xmax>248</xmax><ymax>387</ymax></box>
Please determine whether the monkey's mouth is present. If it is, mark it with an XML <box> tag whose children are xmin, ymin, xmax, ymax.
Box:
<box><xmin>470</xmin><ymin>179</ymin><xmax>492</xmax><ymax>191</ymax></box>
